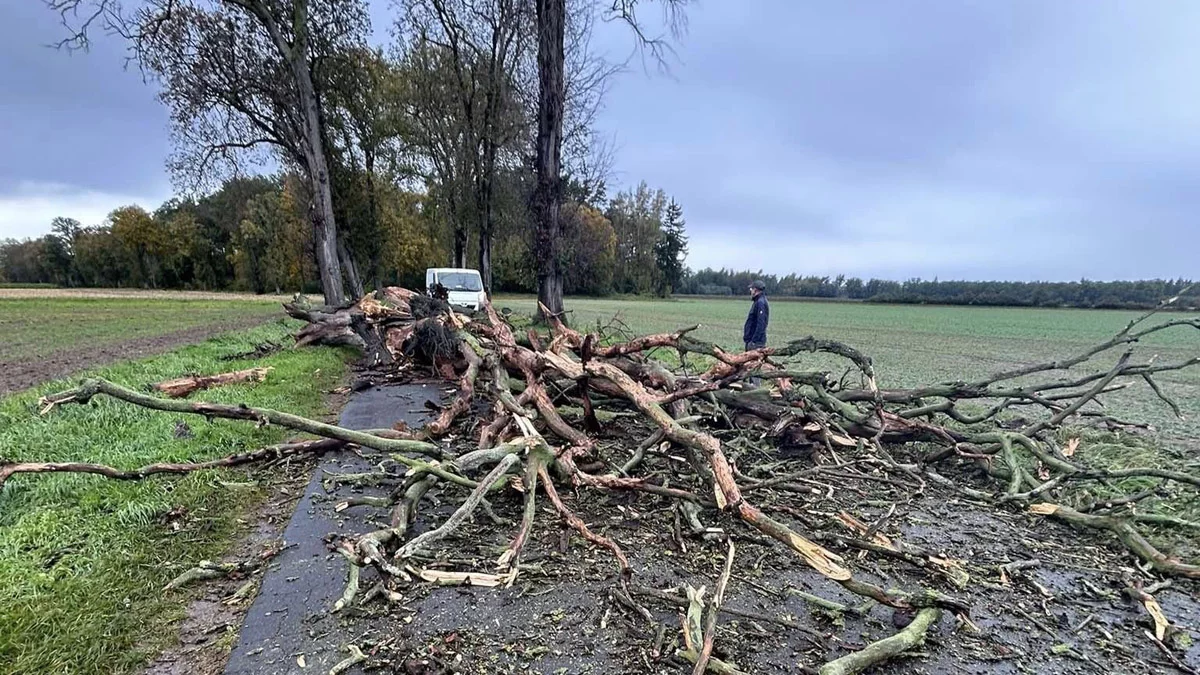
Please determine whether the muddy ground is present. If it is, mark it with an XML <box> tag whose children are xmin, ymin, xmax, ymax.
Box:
<box><xmin>146</xmin><ymin>381</ymin><xmax>1200</xmax><ymax>675</ymax></box>
<box><xmin>0</xmin><ymin>315</ymin><xmax>275</xmax><ymax>396</ymax></box>
<box><xmin>291</xmin><ymin>470</ymin><xmax>1200</xmax><ymax>675</ymax></box>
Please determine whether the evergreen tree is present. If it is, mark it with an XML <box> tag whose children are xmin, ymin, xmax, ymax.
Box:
<box><xmin>654</xmin><ymin>199</ymin><xmax>688</xmax><ymax>295</ymax></box>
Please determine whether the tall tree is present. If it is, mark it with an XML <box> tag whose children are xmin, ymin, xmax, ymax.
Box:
<box><xmin>74</xmin><ymin>226</ymin><xmax>126</xmax><ymax>287</ymax></box>
<box><xmin>49</xmin><ymin>217</ymin><xmax>84</xmax><ymax>286</ymax></box>
<box><xmin>533</xmin><ymin>0</ymin><xmax>566</xmax><ymax>319</ymax></box>
<box><xmin>324</xmin><ymin>47</ymin><xmax>408</xmax><ymax>294</ymax></box>
<box><xmin>398</xmin><ymin>0</ymin><xmax>532</xmax><ymax>294</ymax></box>
<box><xmin>532</xmin><ymin>0</ymin><xmax>689</xmax><ymax>317</ymax></box>
<box><xmin>0</xmin><ymin>239</ymin><xmax>48</xmax><ymax>284</ymax></box>
<box><xmin>109</xmin><ymin>205</ymin><xmax>166</xmax><ymax>288</ymax></box>
<box><xmin>608</xmin><ymin>182</ymin><xmax>667</xmax><ymax>294</ymax></box>
<box><xmin>561</xmin><ymin>202</ymin><xmax>616</xmax><ymax>295</ymax></box>
<box><xmin>397</xmin><ymin>44</ymin><xmax>471</xmax><ymax>272</ymax></box>
<box><xmin>376</xmin><ymin>184</ymin><xmax>449</xmax><ymax>288</ymax></box>
<box><xmin>37</xmin><ymin>234</ymin><xmax>73</xmax><ymax>287</ymax></box>
<box><xmin>46</xmin><ymin>0</ymin><xmax>370</xmax><ymax>304</ymax></box>
<box><xmin>654</xmin><ymin>198</ymin><xmax>687</xmax><ymax>295</ymax></box>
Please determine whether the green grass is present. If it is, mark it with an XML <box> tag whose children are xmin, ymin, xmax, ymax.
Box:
<box><xmin>0</xmin><ymin>297</ymin><xmax>281</xmax><ymax>363</ymax></box>
<box><xmin>0</xmin><ymin>319</ymin><xmax>351</xmax><ymax>674</ymax></box>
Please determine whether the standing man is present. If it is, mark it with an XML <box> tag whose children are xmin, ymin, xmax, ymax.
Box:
<box><xmin>744</xmin><ymin>280</ymin><xmax>769</xmax><ymax>351</ymax></box>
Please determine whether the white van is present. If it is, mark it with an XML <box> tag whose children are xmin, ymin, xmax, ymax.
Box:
<box><xmin>425</xmin><ymin>267</ymin><xmax>487</xmax><ymax>311</ymax></box>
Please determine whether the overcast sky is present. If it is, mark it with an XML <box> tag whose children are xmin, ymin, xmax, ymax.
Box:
<box><xmin>2</xmin><ymin>1</ymin><xmax>1198</xmax><ymax>281</ymax></box>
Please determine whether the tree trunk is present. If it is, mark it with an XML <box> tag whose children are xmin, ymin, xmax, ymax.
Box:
<box><xmin>291</xmin><ymin>0</ymin><xmax>344</xmax><ymax>305</ymax></box>
<box><xmin>304</xmin><ymin>148</ymin><xmax>344</xmax><ymax>304</ymax></box>
<box><xmin>534</xmin><ymin>0</ymin><xmax>566</xmax><ymax>320</ymax></box>
<box><xmin>365</xmin><ymin>153</ymin><xmax>382</xmax><ymax>293</ymax></box>
<box><xmin>338</xmin><ymin>237</ymin><xmax>365</xmax><ymax>299</ymax></box>
<box><xmin>454</xmin><ymin>222</ymin><xmax>468</xmax><ymax>269</ymax></box>
<box><xmin>478</xmin><ymin>229</ymin><xmax>492</xmax><ymax>296</ymax></box>
<box><xmin>135</xmin><ymin>248</ymin><xmax>149</xmax><ymax>289</ymax></box>
<box><xmin>477</xmin><ymin>140</ymin><xmax>497</xmax><ymax>295</ymax></box>
<box><xmin>248</xmin><ymin>246</ymin><xmax>265</xmax><ymax>294</ymax></box>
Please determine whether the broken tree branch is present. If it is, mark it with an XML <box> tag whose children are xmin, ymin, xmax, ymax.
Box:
<box><xmin>150</xmin><ymin>367</ymin><xmax>272</xmax><ymax>398</ymax></box>
<box><xmin>0</xmin><ymin>438</ymin><xmax>344</xmax><ymax>491</ymax></box>
<box><xmin>38</xmin><ymin>378</ymin><xmax>441</xmax><ymax>457</ymax></box>
<box><xmin>817</xmin><ymin>607</ymin><xmax>941</xmax><ymax>675</ymax></box>
<box><xmin>693</xmin><ymin>540</ymin><xmax>736</xmax><ymax>674</ymax></box>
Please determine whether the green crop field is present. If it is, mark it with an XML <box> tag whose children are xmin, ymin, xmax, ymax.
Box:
<box><xmin>0</xmin><ymin>294</ymin><xmax>282</xmax><ymax>364</ymax></box>
<box><xmin>499</xmin><ymin>296</ymin><xmax>1200</xmax><ymax>449</ymax></box>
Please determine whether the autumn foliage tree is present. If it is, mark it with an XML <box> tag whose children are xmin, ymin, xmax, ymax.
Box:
<box><xmin>561</xmin><ymin>202</ymin><xmax>616</xmax><ymax>296</ymax></box>
<box><xmin>108</xmin><ymin>205</ymin><xmax>167</xmax><ymax>288</ymax></box>
<box><xmin>3</xmin><ymin>162</ymin><xmax>461</xmax><ymax>294</ymax></box>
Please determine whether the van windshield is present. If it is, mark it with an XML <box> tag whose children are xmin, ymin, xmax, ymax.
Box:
<box><xmin>438</xmin><ymin>272</ymin><xmax>482</xmax><ymax>292</ymax></box>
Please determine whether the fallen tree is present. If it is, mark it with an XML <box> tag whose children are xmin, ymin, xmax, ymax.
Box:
<box><xmin>7</xmin><ymin>287</ymin><xmax>1199</xmax><ymax>673</ymax></box>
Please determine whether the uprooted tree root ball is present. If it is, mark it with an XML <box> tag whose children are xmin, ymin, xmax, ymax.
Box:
<box><xmin>7</xmin><ymin>287</ymin><xmax>1200</xmax><ymax>673</ymax></box>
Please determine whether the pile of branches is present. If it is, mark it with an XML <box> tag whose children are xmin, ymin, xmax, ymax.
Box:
<box><xmin>8</xmin><ymin>287</ymin><xmax>1200</xmax><ymax>674</ymax></box>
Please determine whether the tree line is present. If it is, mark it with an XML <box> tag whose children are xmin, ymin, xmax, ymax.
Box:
<box><xmin>0</xmin><ymin>176</ymin><xmax>689</xmax><ymax>298</ymax></box>
<box><xmin>0</xmin><ymin>175</ymin><xmax>435</xmax><ymax>293</ymax></box>
<box><xmin>680</xmin><ymin>269</ymin><xmax>1198</xmax><ymax>310</ymax></box>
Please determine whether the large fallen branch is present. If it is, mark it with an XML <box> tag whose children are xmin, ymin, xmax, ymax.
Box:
<box><xmin>1029</xmin><ymin>503</ymin><xmax>1200</xmax><ymax>579</ymax></box>
<box><xmin>36</xmin><ymin>378</ymin><xmax>440</xmax><ymax>457</ymax></box>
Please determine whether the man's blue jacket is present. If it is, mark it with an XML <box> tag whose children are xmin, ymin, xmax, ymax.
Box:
<box><xmin>743</xmin><ymin>294</ymin><xmax>769</xmax><ymax>345</ymax></box>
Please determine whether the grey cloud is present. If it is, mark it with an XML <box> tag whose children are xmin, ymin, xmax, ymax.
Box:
<box><xmin>0</xmin><ymin>1</ymin><xmax>171</xmax><ymax>201</ymax></box>
<box><xmin>590</xmin><ymin>0</ymin><xmax>1200</xmax><ymax>280</ymax></box>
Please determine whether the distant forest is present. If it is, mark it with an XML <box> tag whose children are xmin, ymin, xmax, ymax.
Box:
<box><xmin>681</xmin><ymin>269</ymin><xmax>1198</xmax><ymax>310</ymax></box>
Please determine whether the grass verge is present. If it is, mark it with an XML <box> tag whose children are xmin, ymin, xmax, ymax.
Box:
<box><xmin>0</xmin><ymin>319</ymin><xmax>351</xmax><ymax>674</ymax></box>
